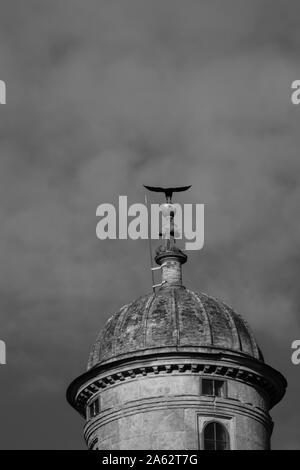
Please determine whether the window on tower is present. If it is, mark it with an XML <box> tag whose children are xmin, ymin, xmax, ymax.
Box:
<box><xmin>201</xmin><ymin>378</ymin><xmax>226</xmax><ymax>397</ymax></box>
<box><xmin>87</xmin><ymin>397</ymin><xmax>100</xmax><ymax>419</ymax></box>
<box><xmin>203</xmin><ymin>421</ymin><xmax>230</xmax><ymax>450</ymax></box>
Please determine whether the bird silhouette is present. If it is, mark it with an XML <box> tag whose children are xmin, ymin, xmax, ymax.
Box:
<box><xmin>143</xmin><ymin>185</ymin><xmax>191</xmax><ymax>202</ymax></box>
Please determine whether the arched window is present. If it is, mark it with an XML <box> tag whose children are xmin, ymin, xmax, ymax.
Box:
<box><xmin>203</xmin><ymin>421</ymin><xmax>230</xmax><ymax>450</ymax></box>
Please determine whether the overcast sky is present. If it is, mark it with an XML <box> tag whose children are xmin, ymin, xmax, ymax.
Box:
<box><xmin>0</xmin><ymin>0</ymin><xmax>300</xmax><ymax>449</ymax></box>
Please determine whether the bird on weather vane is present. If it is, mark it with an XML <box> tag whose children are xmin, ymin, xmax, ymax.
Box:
<box><xmin>143</xmin><ymin>185</ymin><xmax>191</xmax><ymax>203</ymax></box>
<box><xmin>143</xmin><ymin>185</ymin><xmax>192</xmax><ymax>247</ymax></box>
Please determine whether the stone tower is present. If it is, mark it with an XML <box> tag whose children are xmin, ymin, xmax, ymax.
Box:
<box><xmin>67</xmin><ymin>205</ymin><xmax>286</xmax><ymax>450</ymax></box>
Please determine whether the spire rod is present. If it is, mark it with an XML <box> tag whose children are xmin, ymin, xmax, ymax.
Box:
<box><xmin>144</xmin><ymin>193</ymin><xmax>156</xmax><ymax>292</ymax></box>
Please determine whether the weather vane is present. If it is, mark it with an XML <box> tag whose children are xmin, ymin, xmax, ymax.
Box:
<box><xmin>144</xmin><ymin>185</ymin><xmax>191</xmax><ymax>290</ymax></box>
<box><xmin>143</xmin><ymin>185</ymin><xmax>192</xmax><ymax>241</ymax></box>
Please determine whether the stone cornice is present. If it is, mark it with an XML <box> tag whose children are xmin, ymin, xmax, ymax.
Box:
<box><xmin>67</xmin><ymin>351</ymin><xmax>287</xmax><ymax>417</ymax></box>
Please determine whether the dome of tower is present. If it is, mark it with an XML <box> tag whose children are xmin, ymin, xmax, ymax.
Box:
<box><xmin>87</xmin><ymin>286</ymin><xmax>264</xmax><ymax>370</ymax></box>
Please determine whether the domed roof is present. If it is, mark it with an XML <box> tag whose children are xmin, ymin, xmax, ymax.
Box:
<box><xmin>87</xmin><ymin>286</ymin><xmax>263</xmax><ymax>370</ymax></box>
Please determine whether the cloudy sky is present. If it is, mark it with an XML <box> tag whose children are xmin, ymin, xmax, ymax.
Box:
<box><xmin>0</xmin><ymin>0</ymin><xmax>299</xmax><ymax>449</ymax></box>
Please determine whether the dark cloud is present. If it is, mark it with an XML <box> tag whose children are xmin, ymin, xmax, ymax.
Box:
<box><xmin>0</xmin><ymin>0</ymin><xmax>299</xmax><ymax>449</ymax></box>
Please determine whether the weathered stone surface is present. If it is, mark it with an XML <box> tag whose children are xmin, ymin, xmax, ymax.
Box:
<box><xmin>87</xmin><ymin>287</ymin><xmax>263</xmax><ymax>369</ymax></box>
<box><xmin>227</xmin><ymin>379</ymin><xmax>268</xmax><ymax>411</ymax></box>
<box><xmin>234</xmin><ymin>414</ymin><xmax>270</xmax><ymax>450</ymax></box>
<box><xmin>139</xmin><ymin>375</ymin><xmax>199</xmax><ymax>399</ymax></box>
<box><xmin>86</xmin><ymin>371</ymin><xmax>273</xmax><ymax>450</ymax></box>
